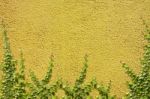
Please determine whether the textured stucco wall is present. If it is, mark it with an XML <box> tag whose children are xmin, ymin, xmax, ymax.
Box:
<box><xmin>0</xmin><ymin>0</ymin><xmax>150</xmax><ymax>98</ymax></box>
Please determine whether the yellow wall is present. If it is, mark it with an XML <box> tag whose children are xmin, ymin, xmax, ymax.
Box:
<box><xmin>0</xmin><ymin>0</ymin><xmax>150</xmax><ymax>98</ymax></box>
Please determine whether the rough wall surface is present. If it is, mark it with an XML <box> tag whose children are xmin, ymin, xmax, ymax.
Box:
<box><xmin>0</xmin><ymin>0</ymin><xmax>150</xmax><ymax>97</ymax></box>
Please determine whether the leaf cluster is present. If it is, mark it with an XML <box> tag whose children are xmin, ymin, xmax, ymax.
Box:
<box><xmin>122</xmin><ymin>21</ymin><xmax>150</xmax><ymax>99</ymax></box>
<box><xmin>0</xmin><ymin>27</ymin><xmax>114</xmax><ymax>99</ymax></box>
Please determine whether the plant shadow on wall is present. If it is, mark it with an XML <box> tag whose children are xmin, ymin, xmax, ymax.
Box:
<box><xmin>0</xmin><ymin>20</ymin><xmax>149</xmax><ymax>99</ymax></box>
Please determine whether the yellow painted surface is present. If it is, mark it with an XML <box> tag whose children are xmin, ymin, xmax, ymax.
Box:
<box><xmin>0</xmin><ymin>0</ymin><xmax>150</xmax><ymax>98</ymax></box>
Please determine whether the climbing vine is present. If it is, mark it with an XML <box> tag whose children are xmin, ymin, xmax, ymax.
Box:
<box><xmin>0</xmin><ymin>21</ymin><xmax>150</xmax><ymax>99</ymax></box>
<box><xmin>0</xmin><ymin>24</ymin><xmax>114</xmax><ymax>99</ymax></box>
<box><xmin>122</xmin><ymin>20</ymin><xmax>150</xmax><ymax>99</ymax></box>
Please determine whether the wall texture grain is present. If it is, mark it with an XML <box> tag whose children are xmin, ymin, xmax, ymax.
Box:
<box><xmin>0</xmin><ymin>0</ymin><xmax>150</xmax><ymax>97</ymax></box>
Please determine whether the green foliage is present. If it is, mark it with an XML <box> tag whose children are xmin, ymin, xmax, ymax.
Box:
<box><xmin>51</xmin><ymin>55</ymin><xmax>115</xmax><ymax>99</ymax></box>
<box><xmin>0</xmin><ymin>24</ymin><xmax>16</xmax><ymax>99</ymax></box>
<box><xmin>3</xmin><ymin>21</ymin><xmax>150</xmax><ymax>98</ymax></box>
<box><xmin>122</xmin><ymin>21</ymin><xmax>150</xmax><ymax>99</ymax></box>
<box><xmin>27</xmin><ymin>55</ymin><xmax>114</xmax><ymax>99</ymax></box>
<box><xmin>27</xmin><ymin>55</ymin><xmax>55</xmax><ymax>99</ymax></box>
<box><xmin>13</xmin><ymin>50</ymin><xmax>26</xmax><ymax>99</ymax></box>
<box><xmin>72</xmin><ymin>55</ymin><xmax>89</xmax><ymax>98</ymax></box>
<box><xmin>0</xmin><ymin>29</ymin><xmax>114</xmax><ymax>98</ymax></box>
